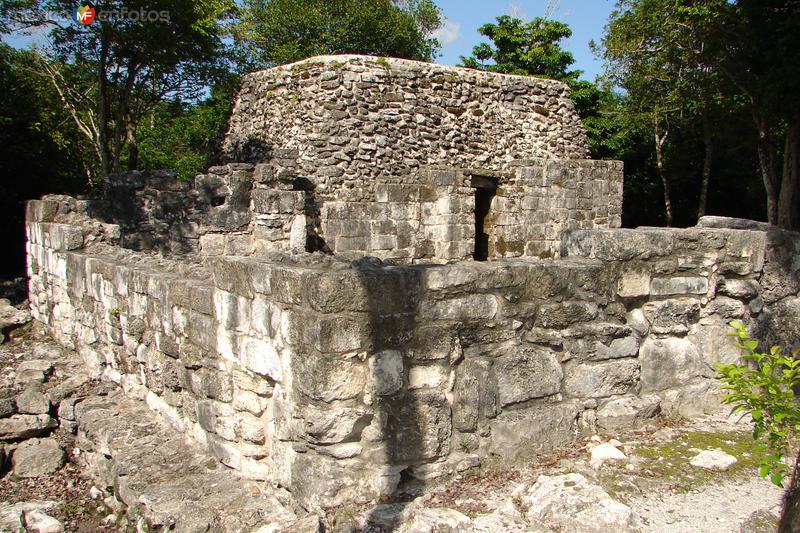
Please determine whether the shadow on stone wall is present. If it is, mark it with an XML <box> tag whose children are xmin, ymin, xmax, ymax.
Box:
<box><xmin>352</xmin><ymin>258</ymin><xmax>435</xmax><ymax>532</ymax></box>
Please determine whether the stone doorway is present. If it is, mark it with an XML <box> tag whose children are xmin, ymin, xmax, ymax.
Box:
<box><xmin>471</xmin><ymin>175</ymin><xmax>497</xmax><ymax>261</ymax></box>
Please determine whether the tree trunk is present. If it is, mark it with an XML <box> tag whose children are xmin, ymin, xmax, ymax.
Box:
<box><xmin>754</xmin><ymin>111</ymin><xmax>780</xmax><ymax>225</ymax></box>
<box><xmin>97</xmin><ymin>35</ymin><xmax>111</xmax><ymax>177</ymax></box>
<box><xmin>779</xmin><ymin>447</ymin><xmax>800</xmax><ymax>533</ymax></box>
<box><xmin>778</xmin><ymin>116</ymin><xmax>800</xmax><ymax>230</ymax></box>
<box><xmin>654</xmin><ymin>113</ymin><xmax>673</xmax><ymax>226</ymax></box>
<box><xmin>126</xmin><ymin>122</ymin><xmax>139</xmax><ymax>171</ymax></box>
<box><xmin>697</xmin><ymin>110</ymin><xmax>713</xmax><ymax>220</ymax></box>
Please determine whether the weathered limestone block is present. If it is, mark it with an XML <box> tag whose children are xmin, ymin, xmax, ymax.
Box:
<box><xmin>562</xmin><ymin>229</ymin><xmax>674</xmax><ymax>261</ymax></box>
<box><xmin>639</xmin><ymin>337</ymin><xmax>706</xmax><ymax>392</ymax></box>
<box><xmin>385</xmin><ymin>392</ymin><xmax>452</xmax><ymax>464</ymax></box>
<box><xmin>650</xmin><ymin>276</ymin><xmax>709</xmax><ymax>296</ymax></box>
<box><xmin>687</xmin><ymin>319</ymin><xmax>742</xmax><ymax>366</ymax></box>
<box><xmin>563</xmin><ymin>360</ymin><xmax>640</xmax><ymax>399</ymax></box>
<box><xmin>720</xmin><ymin>279</ymin><xmax>759</xmax><ymax>300</ymax></box>
<box><xmin>535</xmin><ymin>301</ymin><xmax>598</xmax><ymax>329</ymax></box>
<box><xmin>616</xmin><ymin>269</ymin><xmax>651</xmax><ymax>298</ymax></box>
<box><xmin>495</xmin><ymin>348</ymin><xmax>562</xmax><ymax>406</ymax></box>
<box><xmin>296</xmin><ymin>406</ymin><xmax>371</xmax><ymax>444</ymax></box>
<box><xmin>642</xmin><ymin>298</ymin><xmax>700</xmax><ymax>334</ymax></box>
<box><xmin>15</xmin><ymin>388</ymin><xmax>50</xmax><ymax>415</ymax></box>
<box><xmin>240</xmin><ymin>336</ymin><xmax>282</xmax><ymax>381</ymax></box>
<box><xmin>596</xmin><ymin>394</ymin><xmax>661</xmax><ymax>431</ymax></box>
<box><xmin>453</xmin><ymin>359</ymin><xmax>497</xmax><ymax>432</ymax></box>
<box><xmin>0</xmin><ymin>414</ymin><xmax>57</xmax><ymax>440</ymax></box>
<box><xmin>521</xmin><ymin>473</ymin><xmax>639</xmax><ymax>533</ymax></box>
<box><xmin>11</xmin><ymin>438</ymin><xmax>66</xmax><ymax>478</ymax></box>
<box><xmin>407</xmin><ymin>364</ymin><xmax>448</xmax><ymax>390</ymax></box>
<box><xmin>367</xmin><ymin>350</ymin><xmax>404</xmax><ymax>397</ymax></box>
<box><xmin>659</xmin><ymin>380</ymin><xmax>723</xmax><ymax>417</ymax></box>
<box><xmin>291</xmin><ymin>353</ymin><xmax>367</xmax><ymax>402</ymax></box>
<box><xmin>305</xmin><ymin>271</ymin><xmax>369</xmax><ymax>313</ymax></box>
<box><xmin>420</xmin><ymin>294</ymin><xmax>499</xmax><ymax>321</ymax></box>
<box><xmin>488</xmin><ymin>401</ymin><xmax>582</xmax><ymax>462</ymax></box>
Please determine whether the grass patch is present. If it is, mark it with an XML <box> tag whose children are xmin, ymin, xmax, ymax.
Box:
<box><xmin>601</xmin><ymin>429</ymin><xmax>770</xmax><ymax>498</ymax></box>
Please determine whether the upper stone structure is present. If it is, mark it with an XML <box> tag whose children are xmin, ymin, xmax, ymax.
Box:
<box><xmin>103</xmin><ymin>55</ymin><xmax>622</xmax><ymax>262</ymax></box>
<box><xmin>219</xmin><ymin>54</ymin><xmax>591</xmax><ymax>184</ymax></box>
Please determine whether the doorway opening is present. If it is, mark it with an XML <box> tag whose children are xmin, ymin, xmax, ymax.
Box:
<box><xmin>471</xmin><ymin>176</ymin><xmax>497</xmax><ymax>261</ymax></box>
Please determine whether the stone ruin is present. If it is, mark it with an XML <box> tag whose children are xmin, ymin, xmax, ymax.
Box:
<box><xmin>25</xmin><ymin>55</ymin><xmax>800</xmax><ymax>510</ymax></box>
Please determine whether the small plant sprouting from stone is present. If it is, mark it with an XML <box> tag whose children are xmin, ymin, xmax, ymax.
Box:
<box><xmin>459</xmin><ymin>435</ymin><xmax>470</xmax><ymax>452</ymax></box>
<box><xmin>376</xmin><ymin>57</ymin><xmax>391</xmax><ymax>70</ymax></box>
<box><xmin>716</xmin><ymin>321</ymin><xmax>800</xmax><ymax>486</ymax></box>
<box><xmin>330</xmin><ymin>60</ymin><xmax>345</xmax><ymax>70</ymax></box>
<box><xmin>109</xmin><ymin>308</ymin><xmax>121</xmax><ymax>319</ymax></box>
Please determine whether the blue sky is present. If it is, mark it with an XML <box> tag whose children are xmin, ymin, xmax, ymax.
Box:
<box><xmin>432</xmin><ymin>0</ymin><xmax>616</xmax><ymax>81</ymax></box>
<box><xmin>4</xmin><ymin>0</ymin><xmax>617</xmax><ymax>81</ymax></box>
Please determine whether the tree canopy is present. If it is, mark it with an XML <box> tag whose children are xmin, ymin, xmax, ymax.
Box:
<box><xmin>234</xmin><ymin>0</ymin><xmax>442</xmax><ymax>68</ymax></box>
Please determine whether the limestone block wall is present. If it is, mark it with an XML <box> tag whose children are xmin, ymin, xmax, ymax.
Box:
<box><xmin>99</xmin><ymin>159</ymin><xmax>622</xmax><ymax>263</ymax></box>
<box><xmin>98</xmin><ymin>164</ymin><xmax>307</xmax><ymax>258</ymax></box>
<box><xmin>27</xmin><ymin>196</ymin><xmax>800</xmax><ymax>511</ymax></box>
<box><xmin>219</xmin><ymin>55</ymin><xmax>590</xmax><ymax>199</ymax></box>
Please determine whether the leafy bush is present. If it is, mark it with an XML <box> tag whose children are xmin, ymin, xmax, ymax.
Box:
<box><xmin>716</xmin><ymin>321</ymin><xmax>800</xmax><ymax>486</ymax></box>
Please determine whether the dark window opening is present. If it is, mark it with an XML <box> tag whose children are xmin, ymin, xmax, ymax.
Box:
<box><xmin>472</xmin><ymin>176</ymin><xmax>497</xmax><ymax>261</ymax></box>
<box><xmin>210</xmin><ymin>195</ymin><xmax>226</xmax><ymax>207</ymax></box>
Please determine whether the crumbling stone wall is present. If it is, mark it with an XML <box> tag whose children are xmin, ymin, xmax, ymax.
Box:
<box><xmin>98</xmin><ymin>158</ymin><xmax>622</xmax><ymax>262</ymax></box>
<box><xmin>91</xmin><ymin>56</ymin><xmax>622</xmax><ymax>262</ymax></box>
<box><xmin>219</xmin><ymin>55</ymin><xmax>590</xmax><ymax>195</ymax></box>
<box><xmin>26</xmin><ymin>195</ymin><xmax>800</xmax><ymax>509</ymax></box>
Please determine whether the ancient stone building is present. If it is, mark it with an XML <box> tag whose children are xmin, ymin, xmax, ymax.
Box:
<box><xmin>103</xmin><ymin>55</ymin><xmax>622</xmax><ymax>261</ymax></box>
<box><xmin>26</xmin><ymin>55</ymin><xmax>800</xmax><ymax>511</ymax></box>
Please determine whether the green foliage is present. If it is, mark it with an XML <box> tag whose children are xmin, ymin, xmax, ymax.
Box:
<box><xmin>3</xmin><ymin>0</ymin><xmax>237</xmax><ymax>174</ymax></box>
<box><xmin>460</xmin><ymin>15</ymin><xmax>579</xmax><ymax>82</ymax></box>
<box><xmin>716</xmin><ymin>321</ymin><xmax>800</xmax><ymax>486</ymax></box>
<box><xmin>235</xmin><ymin>0</ymin><xmax>442</xmax><ymax>68</ymax></box>
<box><xmin>138</xmin><ymin>77</ymin><xmax>238</xmax><ymax>180</ymax></box>
<box><xmin>0</xmin><ymin>44</ymin><xmax>88</xmax><ymax>275</ymax></box>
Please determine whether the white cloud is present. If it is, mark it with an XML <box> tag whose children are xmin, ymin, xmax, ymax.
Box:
<box><xmin>432</xmin><ymin>18</ymin><xmax>461</xmax><ymax>45</ymax></box>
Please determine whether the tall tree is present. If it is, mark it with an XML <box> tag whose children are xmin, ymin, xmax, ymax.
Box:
<box><xmin>234</xmin><ymin>0</ymin><xmax>442</xmax><ymax>68</ymax></box>
<box><xmin>3</xmin><ymin>0</ymin><xmax>236</xmax><ymax>176</ymax></box>
<box><xmin>601</xmin><ymin>0</ymin><xmax>726</xmax><ymax>226</ymax></box>
<box><xmin>689</xmin><ymin>0</ymin><xmax>800</xmax><ymax>229</ymax></box>
<box><xmin>460</xmin><ymin>15</ymin><xmax>579</xmax><ymax>82</ymax></box>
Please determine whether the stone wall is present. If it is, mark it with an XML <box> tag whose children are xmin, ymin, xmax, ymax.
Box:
<box><xmin>97</xmin><ymin>158</ymin><xmax>622</xmax><ymax>262</ymax></box>
<box><xmin>219</xmin><ymin>55</ymin><xmax>590</xmax><ymax>199</ymax></box>
<box><xmin>27</xmin><ymin>195</ymin><xmax>800</xmax><ymax>510</ymax></box>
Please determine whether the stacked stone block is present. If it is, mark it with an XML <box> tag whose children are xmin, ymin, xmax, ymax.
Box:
<box><xmin>27</xmin><ymin>195</ymin><xmax>800</xmax><ymax>509</ymax></box>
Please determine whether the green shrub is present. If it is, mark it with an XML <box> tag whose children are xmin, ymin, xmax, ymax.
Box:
<box><xmin>716</xmin><ymin>321</ymin><xmax>800</xmax><ymax>486</ymax></box>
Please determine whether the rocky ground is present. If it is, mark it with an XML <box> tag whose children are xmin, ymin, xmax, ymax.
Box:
<box><xmin>0</xmin><ymin>282</ymin><xmax>788</xmax><ymax>532</ymax></box>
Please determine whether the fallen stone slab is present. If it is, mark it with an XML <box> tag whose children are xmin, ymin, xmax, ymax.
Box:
<box><xmin>689</xmin><ymin>448</ymin><xmax>738</xmax><ymax>471</ymax></box>
<box><xmin>14</xmin><ymin>360</ymin><xmax>54</xmax><ymax>388</ymax></box>
<box><xmin>74</xmin><ymin>389</ymin><xmax>297</xmax><ymax>532</ymax></box>
<box><xmin>589</xmin><ymin>442</ymin><xmax>627</xmax><ymax>469</ymax></box>
<box><xmin>0</xmin><ymin>414</ymin><xmax>57</xmax><ymax>440</ymax></box>
<box><xmin>519</xmin><ymin>473</ymin><xmax>639</xmax><ymax>533</ymax></box>
<box><xmin>0</xmin><ymin>397</ymin><xmax>16</xmax><ymax>418</ymax></box>
<box><xmin>0</xmin><ymin>500</ymin><xmax>60</xmax><ymax>532</ymax></box>
<box><xmin>46</xmin><ymin>373</ymin><xmax>91</xmax><ymax>403</ymax></box>
<box><xmin>23</xmin><ymin>508</ymin><xmax>64</xmax><ymax>532</ymax></box>
<box><xmin>16</xmin><ymin>387</ymin><xmax>51</xmax><ymax>415</ymax></box>
<box><xmin>12</xmin><ymin>438</ymin><xmax>66</xmax><ymax>478</ymax></box>
<box><xmin>397</xmin><ymin>507</ymin><xmax>471</xmax><ymax>533</ymax></box>
<box><xmin>0</xmin><ymin>298</ymin><xmax>30</xmax><ymax>342</ymax></box>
